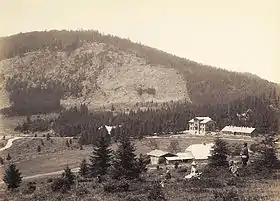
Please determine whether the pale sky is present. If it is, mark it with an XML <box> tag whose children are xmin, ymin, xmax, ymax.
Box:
<box><xmin>0</xmin><ymin>0</ymin><xmax>279</xmax><ymax>83</ymax></box>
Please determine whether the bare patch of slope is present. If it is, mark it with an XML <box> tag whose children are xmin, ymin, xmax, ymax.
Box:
<box><xmin>0</xmin><ymin>42</ymin><xmax>190</xmax><ymax>108</ymax></box>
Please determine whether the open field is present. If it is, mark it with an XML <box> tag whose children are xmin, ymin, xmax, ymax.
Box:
<box><xmin>0</xmin><ymin>134</ymin><xmax>256</xmax><ymax>181</ymax></box>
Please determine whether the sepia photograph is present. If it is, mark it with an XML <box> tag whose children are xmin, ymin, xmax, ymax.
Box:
<box><xmin>0</xmin><ymin>0</ymin><xmax>279</xmax><ymax>200</ymax></box>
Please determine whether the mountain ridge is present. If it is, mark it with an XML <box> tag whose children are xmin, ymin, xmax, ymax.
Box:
<box><xmin>0</xmin><ymin>30</ymin><xmax>278</xmax><ymax>112</ymax></box>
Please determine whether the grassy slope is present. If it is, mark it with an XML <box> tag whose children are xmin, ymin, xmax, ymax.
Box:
<box><xmin>0</xmin><ymin>136</ymin><xmax>254</xmax><ymax>178</ymax></box>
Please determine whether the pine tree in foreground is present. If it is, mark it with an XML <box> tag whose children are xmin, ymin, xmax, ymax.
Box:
<box><xmin>112</xmin><ymin>132</ymin><xmax>139</xmax><ymax>179</ymax></box>
<box><xmin>79</xmin><ymin>159</ymin><xmax>88</xmax><ymax>177</ymax></box>
<box><xmin>89</xmin><ymin>133</ymin><xmax>112</xmax><ymax>177</ymax></box>
<box><xmin>3</xmin><ymin>163</ymin><xmax>23</xmax><ymax>189</ymax></box>
<box><xmin>254</xmin><ymin>134</ymin><xmax>280</xmax><ymax>170</ymax></box>
<box><xmin>63</xmin><ymin>165</ymin><xmax>75</xmax><ymax>185</ymax></box>
<box><xmin>209</xmin><ymin>138</ymin><xmax>229</xmax><ymax>167</ymax></box>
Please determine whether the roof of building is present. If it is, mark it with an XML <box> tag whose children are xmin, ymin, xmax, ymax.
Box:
<box><xmin>147</xmin><ymin>149</ymin><xmax>173</xmax><ymax>157</ymax></box>
<box><xmin>188</xmin><ymin>117</ymin><xmax>213</xmax><ymax>124</ymax></box>
<box><xmin>166</xmin><ymin>151</ymin><xmax>194</xmax><ymax>161</ymax></box>
<box><xmin>221</xmin><ymin>126</ymin><xmax>256</xmax><ymax>134</ymax></box>
<box><xmin>185</xmin><ymin>143</ymin><xmax>214</xmax><ymax>160</ymax></box>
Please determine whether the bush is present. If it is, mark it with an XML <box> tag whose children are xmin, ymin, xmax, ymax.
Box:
<box><xmin>226</xmin><ymin>177</ymin><xmax>244</xmax><ymax>187</ymax></box>
<box><xmin>238</xmin><ymin>164</ymin><xmax>272</xmax><ymax>179</ymax></box>
<box><xmin>184</xmin><ymin>177</ymin><xmax>224</xmax><ymax>189</ymax></box>
<box><xmin>202</xmin><ymin>165</ymin><xmax>232</xmax><ymax>178</ymax></box>
<box><xmin>75</xmin><ymin>187</ymin><xmax>89</xmax><ymax>196</ymax></box>
<box><xmin>148</xmin><ymin>182</ymin><xmax>166</xmax><ymax>201</ymax></box>
<box><xmin>125</xmin><ymin>194</ymin><xmax>148</xmax><ymax>201</ymax></box>
<box><xmin>51</xmin><ymin>178</ymin><xmax>71</xmax><ymax>193</ymax></box>
<box><xmin>0</xmin><ymin>156</ymin><xmax>4</xmax><ymax>165</ymax></box>
<box><xmin>21</xmin><ymin>182</ymin><xmax>36</xmax><ymax>194</ymax></box>
<box><xmin>103</xmin><ymin>180</ymin><xmax>129</xmax><ymax>193</ymax></box>
<box><xmin>176</xmin><ymin>167</ymin><xmax>188</xmax><ymax>173</ymax></box>
<box><xmin>211</xmin><ymin>188</ymin><xmax>263</xmax><ymax>201</ymax></box>
<box><xmin>47</xmin><ymin>178</ymin><xmax>53</xmax><ymax>183</ymax></box>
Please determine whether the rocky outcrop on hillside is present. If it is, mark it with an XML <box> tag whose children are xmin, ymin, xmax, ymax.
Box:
<box><xmin>0</xmin><ymin>42</ymin><xmax>190</xmax><ymax>109</ymax></box>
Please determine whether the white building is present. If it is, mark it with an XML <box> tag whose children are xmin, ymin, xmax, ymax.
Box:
<box><xmin>165</xmin><ymin>151</ymin><xmax>194</xmax><ymax>164</ymax></box>
<box><xmin>185</xmin><ymin>143</ymin><xmax>214</xmax><ymax>160</ymax></box>
<box><xmin>188</xmin><ymin>117</ymin><xmax>215</xmax><ymax>135</ymax></box>
<box><xmin>221</xmin><ymin>126</ymin><xmax>256</xmax><ymax>135</ymax></box>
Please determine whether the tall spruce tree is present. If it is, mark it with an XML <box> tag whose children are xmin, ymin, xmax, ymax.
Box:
<box><xmin>254</xmin><ymin>134</ymin><xmax>280</xmax><ymax>170</ymax></box>
<box><xmin>88</xmin><ymin>133</ymin><xmax>112</xmax><ymax>177</ymax></box>
<box><xmin>209</xmin><ymin>138</ymin><xmax>229</xmax><ymax>167</ymax></box>
<box><xmin>79</xmin><ymin>159</ymin><xmax>88</xmax><ymax>177</ymax></box>
<box><xmin>112</xmin><ymin>132</ymin><xmax>139</xmax><ymax>179</ymax></box>
<box><xmin>3</xmin><ymin>163</ymin><xmax>23</xmax><ymax>189</ymax></box>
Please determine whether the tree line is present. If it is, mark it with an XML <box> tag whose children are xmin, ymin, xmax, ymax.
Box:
<box><xmin>14</xmin><ymin>87</ymin><xmax>279</xmax><ymax>145</ymax></box>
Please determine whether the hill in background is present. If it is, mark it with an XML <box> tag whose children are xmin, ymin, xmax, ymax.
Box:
<box><xmin>0</xmin><ymin>30</ymin><xmax>278</xmax><ymax>113</ymax></box>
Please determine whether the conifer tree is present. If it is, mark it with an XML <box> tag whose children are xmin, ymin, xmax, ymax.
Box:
<box><xmin>3</xmin><ymin>163</ymin><xmax>23</xmax><ymax>189</ymax></box>
<box><xmin>209</xmin><ymin>138</ymin><xmax>229</xmax><ymax>167</ymax></box>
<box><xmin>63</xmin><ymin>165</ymin><xmax>75</xmax><ymax>185</ymax></box>
<box><xmin>79</xmin><ymin>159</ymin><xmax>88</xmax><ymax>177</ymax></box>
<box><xmin>0</xmin><ymin>156</ymin><xmax>4</xmax><ymax>165</ymax></box>
<box><xmin>254</xmin><ymin>134</ymin><xmax>280</xmax><ymax>170</ymax></box>
<box><xmin>136</xmin><ymin>154</ymin><xmax>149</xmax><ymax>173</ymax></box>
<box><xmin>6</xmin><ymin>153</ymin><xmax>11</xmax><ymax>161</ymax></box>
<box><xmin>112</xmin><ymin>132</ymin><xmax>139</xmax><ymax>179</ymax></box>
<box><xmin>88</xmin><ymin>134</ymin><xmax>112</xmax><ymax>177</ymax></box>
<box><xmin>37</xmin><ymin>145</ymin><xmax>41</xmax><ymax>152</ymax></box>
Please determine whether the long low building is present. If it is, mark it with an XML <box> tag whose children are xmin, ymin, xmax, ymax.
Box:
<box><xmin>165</xmin><ymin>151</ymin><xmax>194</xmax><ymax>164</ymax></box>
<box><xmin>221</xmin><ymin>126</ymin><xmax>256</xmax><ymax>135</ymax></box>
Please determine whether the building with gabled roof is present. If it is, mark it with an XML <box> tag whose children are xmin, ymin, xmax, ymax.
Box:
<box><xmin>221</xmin><ymin>126</ymin><xmax>256</xmax><ymax>135</ymax></box>
<box><xmin>188</xmin><ymin>117</ymin><xmax>215</xmax><ymax>135</ymax></box>
<box><xmin>147</xmin><ymin>149</ymin><xmax>176</xmax><ymax>165</ymax></box>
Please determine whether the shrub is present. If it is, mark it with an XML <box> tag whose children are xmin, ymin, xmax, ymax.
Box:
<box><xmin>211</xmin><ymin>188</ymin><xmax>263</xmax><ymax>201</ymax></box>
<box><xmin>22</xmin><ymin>182</ymin><xmax>36</xmax><ymax>194</ymax></box>
<box><xmin>47</xmin><ymin>178</ymin><xmax>53</xmax><ymax>183</ymax></box>
<box><xmin>229</xmin><ymin>143</ymin><xmax>243</xmax><ymax>156</ymax></box>
<box><xmin>202</xmin><ymin>165</ymin><xmax>232</xmax><ymax>179</ymax></box>
<box><xmin>148</xmin><ymin>182</ymin><xmax>166</xmax><ymax>201</ymax></box>
<box><xmin>226</xmin><ymin>177</ymin><xmax>244</xmax><ymax>187</ymax></box>
<box><xmin>0</xmin><ymin>156</ymin><xmax>4</xmax><ymax>165</ymax></box>
<box><xmin>75</xmin><ymin>187</ymin><xmax>89</xmax><ymax>196</ymax></box>
<box><xmin>184</xmin><ymin>177</ymin><xmax>224</xmax><ymax>189</ymax></box>
<box><xmin>176</xmin><ymin>167</ymin><xmax>188</xmax><ymax>173</ymax></box>
<box><xmin>103</xmin><ymin>180</ymin><xmax>129</xmax><ymax>193</ymax></box>
<box><xmin>125</xmin><ymin>194</ymin><xmax>148</xmax><ymax>201</ymax></box>
<box><xmin>37</xmin><ymin>145</ymin><xmax>41</xmax><ymax>152</ymax></box>
<box><xmin>51</xmin><ymin>178</ymin><xmax>70</xmax><ymax>193</ymax></box>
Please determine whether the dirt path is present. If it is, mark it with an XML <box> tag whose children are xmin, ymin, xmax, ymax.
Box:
<box><xmin>0</xmin><ymin>137</ymin><xmax>23</xmax><ymax>152</ymax></box>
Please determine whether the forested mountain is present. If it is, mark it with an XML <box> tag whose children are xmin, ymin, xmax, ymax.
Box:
<box><xmin>0</xmin><ymin>30</ymin><xmax>278</xmax><ymax>115</ymax></box>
